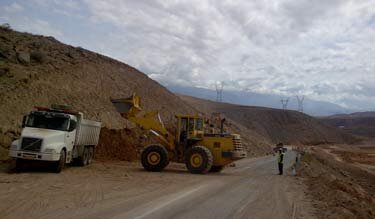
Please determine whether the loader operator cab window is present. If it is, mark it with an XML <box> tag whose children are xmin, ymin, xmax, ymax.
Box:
<box><xmin>196</xmin><ymin>118</ymin><xmax>203</xmax><ymax>131</ymax></box>
<box><xmin>188</xmin><ymin>118</ymin><xmax>195</xmax><ymax>138</ymax></box>
<box><xmin>189</xmin><ymin>118</ymin><xmax>194</xmax><ymax>132</ymax></box>
<box><xmin>179</xmin><ymin>118</ymin><xmax>188</xmax><ymax>143</ymax></box>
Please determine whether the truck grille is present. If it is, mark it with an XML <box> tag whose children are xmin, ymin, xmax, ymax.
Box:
<box><xmin>232</xmin><ymin>134</ymin><xmax>244</xmax><ymax>151</ymax></box>
<box><xmin>21</xmin><ymin>137</ymin><xmax>42</xmax><ymax>152</ymax></box>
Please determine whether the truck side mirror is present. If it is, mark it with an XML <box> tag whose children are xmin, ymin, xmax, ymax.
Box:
<box><xmin>22</xmin><ymin>115</ymin><xmax>27</xmax><ymax>128</ymax></box>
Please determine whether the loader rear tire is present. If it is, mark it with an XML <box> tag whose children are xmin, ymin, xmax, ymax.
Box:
<box><xmin>186</xmin><ymin>146</ymin><xmax>213</xmax><ymax>174</ymax></box>
<box><xmin>141</xmin><ymin>144</ymin><xmax>169</xmax><ymax>172</ymax></box>
<box><xmin>209</xmin><ymin>165</ymin><xmax>224</xmax><ymax>172</ymax></box>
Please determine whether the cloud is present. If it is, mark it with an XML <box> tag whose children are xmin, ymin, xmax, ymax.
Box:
<box><xmin>0</xmin><ymin>16</ymin><xmax>62</xmax><ymax>38</ymax></box>
<box><xmin>2</xmin><ymin>0</ymin><xmax>375</xmax><ymax>110</ymax></box>
<box><xmin>3</xmin><ymin>2</ymin><xmax>24</xmax><ymax>13</ymax></box>
<box><xmin>27</xmin><ymin>19</ymin><xmax>63</xmax><ymax>37</ymax></box>
<box><xmin>80</xmin><ymin>0</ymin><xmax>375</xmax><ymax>109</ymax></box>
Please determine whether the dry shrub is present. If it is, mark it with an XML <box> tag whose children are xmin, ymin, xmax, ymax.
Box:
<box><xmin>30</xmin><ymin>51</ymin><xmax>46</xmax><ymax>63</ymax></box>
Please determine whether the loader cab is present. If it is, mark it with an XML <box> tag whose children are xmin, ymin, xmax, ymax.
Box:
<box><xmin>176</xmin><ymin>115</ymin><xmax>204</xmax><ymax>144</ymax></box>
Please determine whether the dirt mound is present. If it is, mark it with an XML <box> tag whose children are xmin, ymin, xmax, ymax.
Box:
<box><xmin>299</xmin><ymin>149</ymin><xmax>375</xmax><ymax>219</ymax></box>
<box><xmin>95</xmin><ymin>128</ymin><xmax>139</xmax><ymax>161</ymax></box>
<box><xmin>0</xmin><ymin>28</ymin><xmax>197</xmax><ymax>159</ymax></box>
<box><xmin>179</xmin><ymin>95</ymin><xmax>357</xmax><ymax>146</ymax></box>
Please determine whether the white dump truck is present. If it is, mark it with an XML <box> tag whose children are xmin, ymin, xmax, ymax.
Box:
<box><xmin>9</xmin><ymin>105</ymin><xmax>101</xmax><ymax>172</ymax></box>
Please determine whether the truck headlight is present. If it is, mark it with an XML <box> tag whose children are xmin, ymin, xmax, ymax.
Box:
<box><xmin>44</xmin><ymin>148</ymin><xmax>56</xmax><ymax>154</ymax></box>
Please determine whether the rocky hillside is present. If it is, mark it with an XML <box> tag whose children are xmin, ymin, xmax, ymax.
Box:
<box><xmin>0</xmin><ymin>27</ymin><xmax>197</xmax><ymax>160</ymax></box>
<box><xmin>320</xmin><ymin>112</ymin><xmax>375</xmax><ymax>138</ymax></box>
<box><xmin>179</xmin><ymin>95</ymin><xmax>358</xmax><ymax>146</ymax></box>
<box><xmin>0</xmin><ymin>27</ymin><xmax>358</xmax><ymax>162</ymax></box>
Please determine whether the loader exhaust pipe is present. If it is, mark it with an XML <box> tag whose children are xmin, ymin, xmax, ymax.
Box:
<box><xmin>220</xmin><ymin>118</ymin><xmax>226</xmax><ymax>134</ymax></box>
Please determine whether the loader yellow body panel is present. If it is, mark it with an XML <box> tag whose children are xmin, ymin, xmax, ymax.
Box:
<box><xmin>196</xmin><ymin>135</ymin><xmax>237</xmax><ymax>166</ymax></box>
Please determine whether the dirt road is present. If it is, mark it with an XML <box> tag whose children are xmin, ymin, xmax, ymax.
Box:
<box><xmin>0</xmin><ymin>151</ymin><xmax>314</xmax><ymax>219</ymax></box>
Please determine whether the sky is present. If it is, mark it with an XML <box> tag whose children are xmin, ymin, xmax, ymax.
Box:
<box><xmin>1</xmin><ymin>0</ymin><xmax>375</xmax><ymax>110</ymax></box>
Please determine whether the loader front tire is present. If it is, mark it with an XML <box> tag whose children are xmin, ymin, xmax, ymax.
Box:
<box><xmin>186</xmin><ymin>146</ymin><xmax>213</xmax><ymax>174</ymax></box>
<box><xmin>141</xmin><ymin>144</ymin><xmax>169</xmax><ymax>172</ymax></box>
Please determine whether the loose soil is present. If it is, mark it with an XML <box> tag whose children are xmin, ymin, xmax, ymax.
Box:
<box><xmin>298</xmin><ymin>145</ymin><xmax>375</xmax><ymax>219</ymax></box>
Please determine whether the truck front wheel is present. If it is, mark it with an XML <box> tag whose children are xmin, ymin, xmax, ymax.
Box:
<box><xmin>54</xmin><ymin>149</ymin><xmax>66</xmax><ymax>173</ymax></box>
<box><xmin>14</xmin><ymin>158</ymin><xmax>24</xmax><ymax>172</ymax></box>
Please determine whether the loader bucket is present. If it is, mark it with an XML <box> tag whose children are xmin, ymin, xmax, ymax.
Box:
<box><xmin>111</xmin><ymin>93</ymin><xmax>142</xmax><ymax>118</ymax></box>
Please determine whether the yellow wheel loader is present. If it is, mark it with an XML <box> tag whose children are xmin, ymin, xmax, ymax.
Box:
<box><xmin>111</xmin><ymin>94</ymin><xmax>247</xmax><ymax>174</ymax></box>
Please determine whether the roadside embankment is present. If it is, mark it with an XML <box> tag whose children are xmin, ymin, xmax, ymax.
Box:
<box><xmin>298</xmin><ymin>146</ymin><xmax>375</xmax><ymax>219</ymax></box>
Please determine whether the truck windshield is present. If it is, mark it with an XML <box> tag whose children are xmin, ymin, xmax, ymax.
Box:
<box><xmin>26</xmin><ymin>113</ymin><xmax>69</xmax><ymax>131</ymax></box>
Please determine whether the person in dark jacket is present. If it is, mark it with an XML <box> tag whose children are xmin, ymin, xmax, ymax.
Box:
<box><xmin>278</xmin><ymin>148</ymin><xmax>285</xmax><ymax>175</ymax></box>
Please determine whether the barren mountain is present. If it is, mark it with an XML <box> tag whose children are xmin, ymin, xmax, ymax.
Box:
<box><xmin>320</xmin><ymin>112</ymin><xmax>375</xmax><ymax>138</ymax></box>
<box><xmin>179</xmin><ymin>95</ymin><xmax>358</xmax><ymax>146</ymax></box>
<box><xmin>0</xmin><ymin>27</ymin><xmax>197</xmax><ymax>160</ymax></box>
<box><xmin>0</xmin><ymin>27</ymin><xmax>357</xmax><ymax>162</ymax></box>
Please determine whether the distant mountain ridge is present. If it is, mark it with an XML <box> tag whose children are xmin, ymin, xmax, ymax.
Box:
<box><xmin>179</xmin><ymin>95</ymin><xmax>357</xmax><ymax>146</ymax></box>
<box><xmin>326</xmin><ymin>111</ymin><xmax>375</xmax><ymax>118</ymax></box>
<box><xmin>167</xmin><ymin>85</ymin><xmax>352</xmax><ymax>116</ymax></box>
<box><xmin>320</xmin><ymin>111</ymin><xmax>375</xmax><ymax>138</ymax></box>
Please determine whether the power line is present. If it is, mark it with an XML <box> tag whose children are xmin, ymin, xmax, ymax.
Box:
<box><xmin>296</xmin><ymin>95</ymin><xmax>305</xmax><ymax>113</ymax></box>
<box><xmin>215</xmin><ymin>81</ymin><xmax>224</xmax><ymax>102</ymax></box>
<box><xmin>280</xmin><ymin>98</ymin><xmax>289</xmax><ymax>110</ymax></box>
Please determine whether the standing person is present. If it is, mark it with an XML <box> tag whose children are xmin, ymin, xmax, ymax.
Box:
<box><xmin>278</xmin><ymin>148</ymin><xmax>285</xmax><ymax>175</ymax></box>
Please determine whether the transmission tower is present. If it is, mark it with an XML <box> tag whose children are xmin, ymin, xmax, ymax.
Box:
<box><xmin>215</xmin><ymin>81</ymin><xmax>224</xmax><ymax>102</ymax></box>
<box><xmin>280</xmin><ymin>98</ymin><xmax>289</xmax><ymax>110</ymax></box>
<box><xmin>296</xmin><ymin>95</ymin><xmax>305</xmax><ymax>113</ymax></box>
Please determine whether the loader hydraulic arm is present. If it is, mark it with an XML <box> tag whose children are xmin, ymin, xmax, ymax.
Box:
<box><xmin>111</xmin><ymin>94</ymin><xmax>176</xmax><ymax>150</ymax></box>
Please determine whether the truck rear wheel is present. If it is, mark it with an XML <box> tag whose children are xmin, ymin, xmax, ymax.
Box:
<box><xmin>141</xmin><ymin>144</ymin><xmax>169</xmax><ymax>172</ymax></box>
<box><xmin>78</xmin><ymin>147</ymin><xmax>89</xmax><ymax>166</ymax></box>
<box><xmin>209</xmin><ymin>165</ymin><xmax>224</xmax><ymax>172</ymax></box>
<box><xmin>88</xmin><ymin>147</ymin><xmax>94</xmax><ymax>164</ymax></box>
<box><xmin>54</xmin><ymin>149</ymin><xmax>66</xmax><ymax>173</ymax></box>
<box><xmin>185</xmin><ymin>146</ymin><xmax>213</xmax><ymax>174</ymax></box>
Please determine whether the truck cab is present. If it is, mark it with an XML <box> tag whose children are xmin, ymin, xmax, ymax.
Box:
<box><xmin>9</xmin><ymin>105</ymin><xmax>101</xmax><ymax>172</ymax></box>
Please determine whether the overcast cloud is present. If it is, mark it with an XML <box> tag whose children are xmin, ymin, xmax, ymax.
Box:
<box><xmin>1</xmin><ymin>0</ymin><xmax>375</xmax><ymax>110</ymax></box>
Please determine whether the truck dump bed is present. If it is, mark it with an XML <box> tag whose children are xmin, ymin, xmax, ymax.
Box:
<box><xmin>75</xmin><ymin>118</ymin><xmax>101</xmax><ymax>146</ymax></box>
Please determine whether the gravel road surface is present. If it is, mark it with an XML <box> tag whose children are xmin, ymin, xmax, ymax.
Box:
<box><xmin>0</xmin><ymin>150</ymin><xmax>315</xmax><ymax>219</ymax></box>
